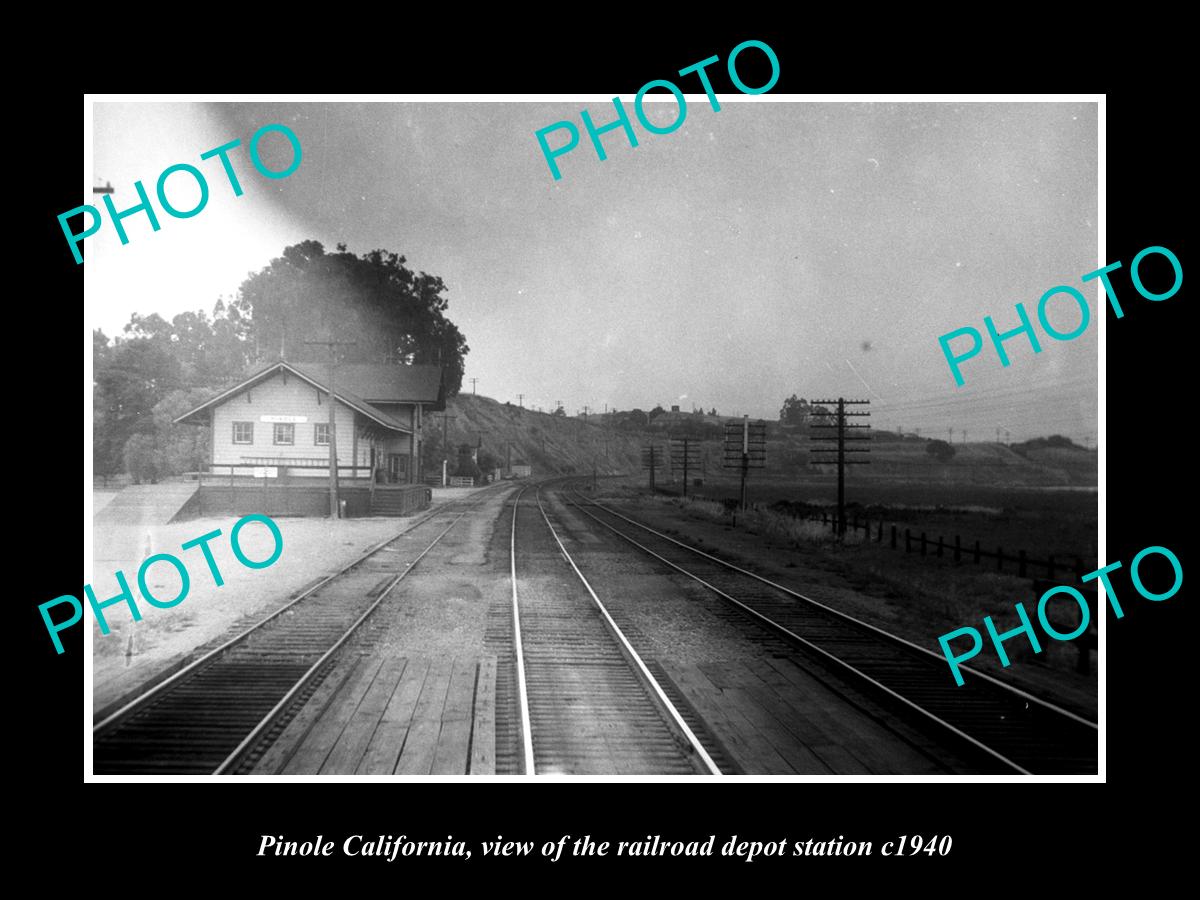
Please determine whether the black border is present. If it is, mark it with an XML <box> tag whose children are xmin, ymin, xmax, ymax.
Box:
<box><xmin>26</xmin><ymin>26</ymin><xmax>1189</xmax><ymax>883</ymax></box>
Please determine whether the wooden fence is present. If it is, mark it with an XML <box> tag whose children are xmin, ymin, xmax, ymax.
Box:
<box><xmin>803</xmin><ymin>510</ymin><xmax>1092</xmax><ymax>581</ymax></box>
<box><xmin>673</xmin><ymin>488</ymin><xmax>1093</xmax><ymax>582</ymax></box>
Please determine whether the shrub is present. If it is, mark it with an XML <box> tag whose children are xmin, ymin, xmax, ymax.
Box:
<box><xmin>123</xmin><ymin>433</ymin><xmax>165</xmax><ymax>484</ymax></box>
<box><xmin>925</xmin><ymin>439</ymin><xmax>956</xmax><ymax>463</ymax></box>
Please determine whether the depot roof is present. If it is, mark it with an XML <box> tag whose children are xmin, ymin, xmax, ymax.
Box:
<box><xmin>173</xmin><ymin>360</ymin><xmax>446</xmax><ymax>433</ymax></box>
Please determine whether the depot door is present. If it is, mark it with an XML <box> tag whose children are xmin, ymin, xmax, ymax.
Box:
<box><xmin>387</xmin><ymin>453</ymin><xmax>405</xmax><ymax>483</ymax></box>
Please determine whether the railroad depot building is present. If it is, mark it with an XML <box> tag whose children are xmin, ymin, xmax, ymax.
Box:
<box><xmin>173</xmin><ymin>359</ymin><xmax>445</xmax><ymax>517</ymax></box>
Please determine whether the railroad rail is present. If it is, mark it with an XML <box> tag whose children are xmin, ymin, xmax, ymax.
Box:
<box><xmin>92</xmin><ymin>485</ymin><xmax>507</xmax><ymax>775</ymax></box>
<box><xmin>504</xmin><ymin>483</ymin><xmax>722</xmax><ymax>775</ymax></box>
<box><xmin>565</xmin><ymin>487</ymin><xmax>1098</xmax><ymax>775</ymax></box>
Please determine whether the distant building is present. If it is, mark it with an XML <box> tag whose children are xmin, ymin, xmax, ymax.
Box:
<box><xmin>510</xmin><ymin>463</ymin><xmax>532</xmax><ymax>478</ymax></box>
<box><xmin>671</xmin><ymin>405</ymin><xmax>680</xmax><ymax>412</ymax></box>
<box><xmin>174</xmin><ymin>359</ymin><xmax>445</xmax><ymax>484</ymax></box>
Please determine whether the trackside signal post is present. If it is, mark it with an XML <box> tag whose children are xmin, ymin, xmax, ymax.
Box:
<box><xmin>723</xmin><ymin>416</ymin><xmax>766</xmax><ymax>510</ymax></box>
<box><xmin>810</xmin><ymin>398</ymin><xmax>871</xmax><ymax>537</ymax></box>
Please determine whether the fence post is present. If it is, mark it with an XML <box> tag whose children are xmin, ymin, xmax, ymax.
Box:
<box><xmin>890</xmin><ymin>524</ymin><xmax>896</xmax><ymax>548</ymax></box>
<box><xmin>974</xmin><ymin>539</ymin><xmax>981</xmax><ymax>564</ymax></box>
<box><xmin>920</xmin><ymin>532</ymin><xmax>927</xmax><ymax>556</ymax></box>
<box><xmin>1018</xmin><ymin>549</ymin><xmax>1027</xmax><ymax>578</ymax></box>
<box><xmin>1047</xmin><ymin>555</ymin><xmax>1056</xmax><ymax>580</ymax></box>
<box><xmin>954</xmin><ymin>535</ymin><xmax>962</xmax><ymax>563</ymax></box>
<box><xmin>905</xmin><ymin>529</ymin><xmax>911</xmax><ymax>553</ymax></box>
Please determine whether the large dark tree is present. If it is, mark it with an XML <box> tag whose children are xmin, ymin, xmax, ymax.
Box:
<box><xmin>232</xmin><ymin>241</ymin><xmax>469</xmax><ymax>395</ymax></box>
<box><xmin>779</xmin><ymin>395</ymin><xmax>812</xmax><ymax>428</ymax></box>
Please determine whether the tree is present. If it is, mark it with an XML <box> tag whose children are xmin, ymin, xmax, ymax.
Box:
<box><xmin>648</xmin><ymin>405</ymin><xmax>666</xmax><ymax>421</ymax></box>
<box><xmin>926</xmin><ymin>439</ymin><xmax>956</xmax><ymax>463</ymax></box>
<box><xmin>809</xmin><ymin>404</ymin><xmax>835</xmax><ymax>428</ymax></box>
<box><xmin>552</xmin><ymin>406</ymin><xmax>566</xmax><ymax>417</ymax></box>
<box><xmin>231</xmin><ymin>241</ymin><xmax>469</xmax><ymax>395</ymax></box>
<box><xmin>779</xmin><ymin>395</ymin><xmax>812</xmax><ymax>428</ymax></box>
<box><xmin>123</xmin><ymin>307</ymin><xmax>252</xmax><ymax>387</ymax></box>
<box><xmin>123</xmin><ymin>433</ymin><xmax>165</xmax><ymax>484</ymax></box>
<box><xmin>152</xmin><ymin>388</ymin><xmax>214</xmax><ymax>475</ymax></box>
<box><xmin>94</xmin><ymin>339</ymin><xmax>182</xmax><ymax>478</ymax></box>
<box><xmin>453</xmin><ymin>442</ymin><xmax>482</xmax><ymax>480</ymax></box>
<box><xmin>93</xmin><ymin>330</ymin><xmax>117</xmax><ymax>480</ymax></box>
<box><xmin>477</xmin><ymin>449</ymin><xmax>501</xmax><ymax>474</ymax></box>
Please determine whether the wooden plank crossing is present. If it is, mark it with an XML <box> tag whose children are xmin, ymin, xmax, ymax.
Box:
<box><xmin>262</xmin><ymin>654</ymin><xmax>498</xmax><ymax>775</ymax></box>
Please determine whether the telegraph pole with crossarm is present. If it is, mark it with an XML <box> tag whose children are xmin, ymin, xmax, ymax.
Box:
<box><xmin>304</xmin><ymin>338</ymin><xmax>358</xmax><ymax>518</ymax></box>
<box><xmin>810</xmin><ymin>398</ymin><xmax>871</xmax><ymax>537</ymax></box>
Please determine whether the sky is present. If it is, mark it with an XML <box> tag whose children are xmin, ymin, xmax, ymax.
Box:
<box><xmin>88</xmin><ymin>99</ymin><xmax>1098</xmax><ymax>443</ymax></box>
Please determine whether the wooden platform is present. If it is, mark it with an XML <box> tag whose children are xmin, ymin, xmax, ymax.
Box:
<box><xmin>258</xmin><ymin>654</ymin><xmax>496</xmax><ymax>775</ymax></box>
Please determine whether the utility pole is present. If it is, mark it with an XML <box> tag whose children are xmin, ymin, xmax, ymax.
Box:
<box><xmin>810</xmin><ymin>398</ymin><xmax>871</xmax><ymax>537</ymax></box>
<box><xmin>642</xmin><ymin>444</ymin><xmax>658</xmax><ymax>492</ymax></box>
<box><xmin>670</xmin><ymin>437</ymin><xmax>697</xmax><ymax>498</ymax></box>
<box><xmin>470</xmin><ymin>377</ymin><xmax>478</xmax><ymax>395</ymax></box>
<box><xmin>517</xmin><ymin>393</ymin><xmax>524</xmax><ymax>408</ymax></box>
<box><xmin>434</xmin><ymin>413</ymin><xmax>457</xmax><ymax>487</ymax></box>
<box><xmin>304</xmin><ymin>337</ymin><xmax>357</xmax><ymax>518</ymax></box>
<box><xmin>683</xmin><ymin>437</ymin><xmax>690</xmax><ymax>497</ymax></box>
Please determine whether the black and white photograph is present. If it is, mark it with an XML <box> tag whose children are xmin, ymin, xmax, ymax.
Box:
<box><xmin>78</xmin><ymin>95</ymin><xmax>1108</xmax><ymax>779</ymax></box>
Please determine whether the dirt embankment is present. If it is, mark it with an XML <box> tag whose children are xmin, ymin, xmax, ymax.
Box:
<box><xmin>437</xmin><ymin>397</ymin><xmax>1095</xmax><ymax>487</ymax></box>
<box><xmin>440</xmin><ymin>394</ymin><xmax>650</xmax><ymax>476</ymax></box>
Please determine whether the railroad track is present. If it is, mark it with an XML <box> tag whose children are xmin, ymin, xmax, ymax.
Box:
<box><xmin>502</xmin><ymin>483</ymin><xmax>723</xmax><ymax>775</ymax></box>
<box><xmin>92</xmin><ymin>485</ymin><xmax>507</xmax><ymax>775</ymax></box>
<box><xmin>564</xmin><ymin>486</ymin><xmax>1098</xmax><ymax>775</ymax></box>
